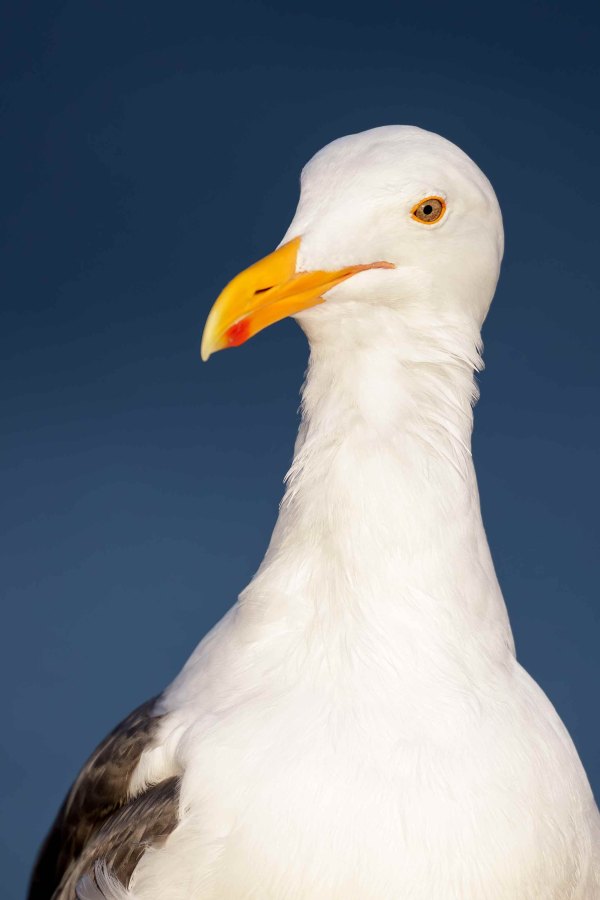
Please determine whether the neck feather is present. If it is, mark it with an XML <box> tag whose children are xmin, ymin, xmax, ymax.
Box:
<box><xmin>240</xmin><ymin>306</ymin><xmax>514</xmax><ymax>674</ymax></box>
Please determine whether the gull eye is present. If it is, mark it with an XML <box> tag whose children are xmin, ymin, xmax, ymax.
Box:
<box><xmin>411</xmin><ymin>196</ymin><xmax>446</xmax><ymax>224</ymax></box>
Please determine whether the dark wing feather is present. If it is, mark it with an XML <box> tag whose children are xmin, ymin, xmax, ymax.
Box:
<box><xmin>56</xmin><ymin>776</ymin><xmax>180</xmax><ymax>899</ymax></box>
<box><xmin>28</xmin><ymin>697</ymin><xmax>169</xmax><ymax>900</ymax></box>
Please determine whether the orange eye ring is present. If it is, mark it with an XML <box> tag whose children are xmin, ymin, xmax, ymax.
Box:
<box><xmin>411</xmin><ymin>196</ymin><xmax>446</xmax><ymax>225</ymax></box>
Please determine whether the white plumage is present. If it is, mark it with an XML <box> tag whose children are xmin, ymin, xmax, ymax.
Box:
<box><xmin>87</xmin><ymin>126</ymin><xmax>600</xmax><ymax>897</ymax></box>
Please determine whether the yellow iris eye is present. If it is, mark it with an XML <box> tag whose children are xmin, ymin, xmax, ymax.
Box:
<box><xmin>411</xmin><ymin>196</ymin><xmax>446</xmax><ymax>224</ymax></box>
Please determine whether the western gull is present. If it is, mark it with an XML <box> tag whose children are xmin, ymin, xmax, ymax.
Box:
<box><xmin>29</xmin><ymin>125</ymin><xmax>600</xmax><ymax>899</ymax></box>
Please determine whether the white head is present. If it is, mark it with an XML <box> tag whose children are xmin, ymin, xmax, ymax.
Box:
<box><xmin>201</xmin><ymin>125</ymin><xmax>503</xmax><ymax>361</ymax></box>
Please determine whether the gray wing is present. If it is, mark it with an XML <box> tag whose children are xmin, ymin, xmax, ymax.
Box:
<box><xmin>28</xmin><ymin>697</ymin><xmax>179</xmax><ymax>900</ymax></box>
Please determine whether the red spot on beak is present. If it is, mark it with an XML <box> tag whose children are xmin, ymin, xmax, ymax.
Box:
<box><xmin>226</xmin><ymin>318</ymin><xmax>251</xmax><ymax>347</ymax></box>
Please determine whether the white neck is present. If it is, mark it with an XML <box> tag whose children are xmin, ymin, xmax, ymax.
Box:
<box><xmin>239</xmin><ymin>304</ymin><xmax>515</xmax><ymax>684</ymax></box>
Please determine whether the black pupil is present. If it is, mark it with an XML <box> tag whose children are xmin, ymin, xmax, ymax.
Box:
<box><xmin>423</xmin><ymin>204</ymin><xmax>433</xmax><ymax>215</ymax></box>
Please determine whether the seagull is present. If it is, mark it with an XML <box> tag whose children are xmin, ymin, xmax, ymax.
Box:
<box><xmin>29</xmin><ymin>125</ymin><xmax>600</xmax><ymax>900</ymax></box>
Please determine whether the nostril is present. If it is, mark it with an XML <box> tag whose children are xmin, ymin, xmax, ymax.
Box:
<box><xmin>254</xmin><ymin>286</ymin><xmax>274</xmax><ymax>295</ymax></box>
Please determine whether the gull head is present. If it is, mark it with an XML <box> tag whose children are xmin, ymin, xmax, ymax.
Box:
<box><xmin>201</xmin><ymin>125</ymin><xmax>504</xmax><ymax>361</ymax></box>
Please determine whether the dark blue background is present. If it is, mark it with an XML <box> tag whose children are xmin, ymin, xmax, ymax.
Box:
<box><xmin>2</xmin><ymin>2</ymin><xmax>599</xmax><ymax>896</ymax></box>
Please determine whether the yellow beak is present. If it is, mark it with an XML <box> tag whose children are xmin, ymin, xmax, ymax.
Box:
<box><xmin>201</xmin><ymin>237</ymin><xmax>394</xmax><ymax>361</ymax></box>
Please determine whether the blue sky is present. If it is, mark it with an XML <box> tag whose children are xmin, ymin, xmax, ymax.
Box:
<box><xmin>2</xmin><ymin>1</ymin><xmax>599</xmax><ymax>895</ymax></box>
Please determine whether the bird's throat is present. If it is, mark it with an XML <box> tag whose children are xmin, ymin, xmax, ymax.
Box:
<box><xmin>240</xmin><ymin>314</ymin><xmax>514</xmax><ymax>677</ymax></box>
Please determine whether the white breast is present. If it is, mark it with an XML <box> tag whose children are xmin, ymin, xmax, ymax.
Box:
<box><xmin>124</xmin><ymin>585</ymin><xmax>600</xmax><ymax>899</ymax></box>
